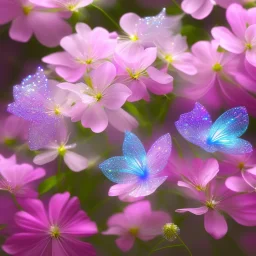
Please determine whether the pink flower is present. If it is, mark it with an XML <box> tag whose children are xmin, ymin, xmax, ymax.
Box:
<box><xmin>212</xmin><ymin>4</ymin><xmax>256</xmax><ymax>67</ymax></box>
<box><xmin>43</xmin><ymin>23</ymin><xmax>117</xmax><ymax>82</ymax></box>
<box><xmin>0</xmin><ymin>114</ymin><xmax>28</xmax><ymax>145</ymax></box>
<box><xmin>0</xmin><ymin>155</ymin><xmax>45</xmax><ymax>198</ymax></box>
<box><xmin>0</xmin><ymin>0</ymin><xmax>72</xmax><ymax>47</ymax></box>
<box><xmin>117</xmin><ymin>9</ymin><xmax>182</xmax><ymax>59</ymax></box>
<box><xmin>30</xmin><ymin>0</ymin><xmax>93</xmax><ymax>12</ymax></box>
<box><xmin>175</xmin><ymin>40</ymin><xmax>256</xmax><ymax>116</ymax></box>
<box><xmin>115</xmin><ymin>47</ymin><xmax>173</xmax><ymax>102</ymax></box>
<box><xmin>177</xmin><ymin>158</ymin><xmax>219</xmax><ymax>192</ymax></box>
<box><xmin>2</xmin><ymin>192</ymin><xmax>98</xmax><ymax>256</ymax></box>
<box><xmin>156</xmin><ymin>34</ymin><xmax>197</xmax><ymax>75</ymax></box>
<box><xmin>58</xmin><ymin>62</ymin><xmax>132</xmax><ymax>133</ymax></box>
<box><xmin>181</xmin><ymin>0</ymin><xmax>215</xmax><ymax>20</ymax></box>
<box><xmin>176</xmin><ymin>180</ymin><xmax>256</xmax><ymax>239</ymax></box>
<box><xmin>33</xmin><ymin>127</ymin><xmax>88</xmax><ymax>172</ymax></box>
<box><xmin>102</xmin><ymin>201</ymin><xmax>170</xmax><ymax>252</ymax></box>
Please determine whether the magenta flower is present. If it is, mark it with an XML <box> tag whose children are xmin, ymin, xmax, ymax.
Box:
<box><xmin>176</xmin><ymin>180</ymin><xmax>256</xmax><ymax>239</ymax></box>
<box><xmin>102</xmin><ymin>200</ymin><xmax>170</xmax><ymax>252</ymax></box>
<box><xmin>0</xmin><ymin>155</ymin><xmax>45</xmax><ymax>198</ymax></box>
<box><xmin>58</xmin><ymin>62</ymin><xmax>132</xmax><ymax>133</ymax></box>
<box><xmin>156</xmin><ymin>34</ymin><xmax>197</xmax><ymax>75</ymax></box>
<box><xmin>43</xmin><ymin>23</ymin><xmax>117</xmax><ymax>82</ymax></box>
<box><xmin>181</xmin><ymin>0</ymin><xmax>215</xmax><ymax>20</ymax></box>
<box><xmin>115</xmin><ymin>47</ymin><xmax>173</xmax><ymax>102</ymax></box>
<box><xmin>212</xmin><ymin>4</ymin><xmax>256</xmax><ymax>67</ymax></box>
<box><xmin>30</xmin><ymin>0</ymin><xmax>93</xmax><ymax>12</ymax></box>
<box><xmin>33</xmin><ymin>127</ymin><xmax>88</xmax><ymax>172</ymax></box>
<box><xmin>2</xmin><ymin>192</ymin><xmax>97</xmax><ymax>256</ymax></box>
<box><xmin>177</xmin><ymin>158</ymin><xmax>219</xmax><ymax>192</ymax></box>
<box><xmin>175</xmin><ymin>41</ymin><xmax>256</xmax><ymax>116</ymax></box>
<box><xmin>0</xmin><ymin>0</ymin><xmax>71</xmax><ymax>47</ymax></box>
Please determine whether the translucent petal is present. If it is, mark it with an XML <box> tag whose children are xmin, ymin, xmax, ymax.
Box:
<box><xmin>147</xmin><ymin>133</ymin><xmax>172</xmax><ymax>175</ymax></box>
<box><xmin>175</xmin><ymin>102</ymin><xmax>212</xmax><ymax>148</ymax></box>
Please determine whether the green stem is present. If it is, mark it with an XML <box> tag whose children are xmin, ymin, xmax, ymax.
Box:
<box><xmin>148</xmin><ymin>239</ymin><xmax>166</xmax><ymax>255</ymax></box>
<box><xmin>149</xmin><ymin>244</ymin><xmax>183</xmax><ymax>255</ymax></box>
<box><xmin>171</xmin><ymin>0</ymin><xmax>182</xmax><ymax>11</ymax></box>
<box><xmin>177</xmin><ymin>234</ymin><xmax>193</xmax><ymax>256</ymax></box>
<box><xmin>57</xmin><ymin>156</ymin><xmax>62</xmax><ymax>175</ymax></box>
<box><xmin>91</xmin><ymin>4</ymin><xmax>120</xmax><ymax>29</ymax></box>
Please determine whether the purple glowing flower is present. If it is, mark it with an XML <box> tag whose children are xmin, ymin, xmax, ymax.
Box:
<box><xmin>102</xmin><ymin>200</ymin><xmax>170</xmax><ymax>252</ymax></box>
<box><xmin>99</xmin><ymin>132</ymin><xmax>172</xmax><ymax>198</ymax></box>
<box><xmin>7</xmin><ymin>67</ymin><xmax>71</xmax><ymax>150</ymax></box>
<box><xmin>2</xmin><ymin>192</ymin><xmax>98</xmax><ymax>256</ymax></box>
<box><xmin>0</xmin><ymin>0</ymin><xmax>71</xmax><ymax>47</ymax></box>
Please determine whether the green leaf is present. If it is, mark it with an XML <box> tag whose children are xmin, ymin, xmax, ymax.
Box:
<box><xmin>181</xmin><ymin>25</ymin><xmax>210</xmax><ymax>45</ymax></box>
<box><xmin>38</xmin><ymin>174</ymin><xmax>65</xmax><ymax>195</ymax></box>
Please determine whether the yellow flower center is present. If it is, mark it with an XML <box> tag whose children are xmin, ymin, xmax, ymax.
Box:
<box><xmin>67</xmin><ymin>4</ymin><xmax>78</xmax><ymax>12</ymax></box>
<box><xmin>238</xmin><ymin>162</ymin><xmax>245</xmax><ymax>170</ymax></box>
<box><xmin>23</xmin><ymin>5</ymin><xmax>33</xmax><ymax>15</ymax></box>
<box><xmin>129</xmin><ymin>34</ymin><xmax>139</xmax><ymax>41</ymax></box>
<box><xmin>54</xmin><ymin>107</ymin><xmax>61</xmax><ymax>116</ymax></box>
<box><xmin>126</xmin><ymin>68</ymin><xmax>146</xmax><ymax>80</ymax></box>
<box><xmin>164</xmin><ymin>55</ymin><xmax>173</xmax><ymax>63</ymax></box>
<box><xmin>195</xmin><ymin>185</ymin><xmax>205</xmax><ymax>191</ymax></box>
<box><xmin>4</xmin><ymin>137</ymin><xmax>16</xmax><ymax>146</ymax></box>
<box><xmin>245</xmin><ymin>43</ymin><xmax>252</xmax><ymax>50</ymax></box>
<box><xmin>50</xmin><ymin>226</ymin><xmax>61</xmax><ymax>239</ymax></box>
<box><xmin>206</xmin><ymin>200</ymin><xmax>217</xmax><ymax>209</ymax></box>
<box><xmin>58</xmin><ymin>145</ymin><xmax>67</xmax><ymax>156</ymax></box>
<box><xmin>129</xmin><ymin>227</ymin><xmax>139</xmax><ymax>236</ymax></box>
<box><xmin>212</xmin><ymin>63</ymin><xmax>223</xmax><ymax>72</ymax></box>
<box><xmin>95</xmin><ymin>93</ymin><xmax>102</xmax><ymax>101</ymax></box>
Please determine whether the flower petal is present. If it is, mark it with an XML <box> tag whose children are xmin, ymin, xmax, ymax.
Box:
<box><xmin>64</xmin><ymin>151</ymin><xmax>88</xmax><ymax>172</ymax></box>
<box><xmin>33</xmin><ymin>150</ymin><xmax>58</xmax><ymax>165</ymax></box>
<box><xmin>176</xmin><ymin>206</ymin><xmax>208</xmax><ymax>215</ymax></box>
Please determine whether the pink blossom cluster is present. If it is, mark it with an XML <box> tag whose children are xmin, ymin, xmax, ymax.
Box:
<box><xmin>1</xmin><ymin>0</ymin><xmax>256</xmax><ymax>255</ymax></box>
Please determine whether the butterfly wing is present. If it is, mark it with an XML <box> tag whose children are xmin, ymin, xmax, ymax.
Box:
<box><xmin>175</xmin><ymin>102</ymin><xmax>212</xmax><ymax>149</ymax></box>
<box><xmin>147</xmin><ymin>133</ymin><xmax>172</xmax><ymax>175</ymax></box>
<box><xmin>99</xmin><ymin>156</ymin><xmax>143</xmax><ymax>184</ymax></box>
<box><xmin>122</xmin><ymin>132</ymin><xmax>147</xmax><ymax>174</ymax></box>
<box><xmin>207</xmin><ymin>106</ymin><xmax>253</xmax><ymax>154</ymax></box>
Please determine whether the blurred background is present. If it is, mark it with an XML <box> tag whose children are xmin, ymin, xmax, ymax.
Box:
<box><xmin>0</xmin><ymin>0</ymin><xmax>256</xmax><ymax>255</ymax></box>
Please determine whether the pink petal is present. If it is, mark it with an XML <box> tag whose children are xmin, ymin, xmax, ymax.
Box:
<box><xmin>225</xmin><ymin>176</ymin><xmax>252</xmax><ymax>192</ymax></box>
<box><xmin>33</xmin><ymin>150</ymin><xmax>58</xmax><ymax>165</ymax></box>
<box><xmin>25</xmin><ymin>167</ymin><xmax>45</xmax><ymax>183</ymax></box>
<box><xmin>108</xmin><ymin>183</ymin><xmax>137</xmax><ymax>196</ymax></box>
<box><xmin>56</xmin><ymin>66</ymin><xmax>86</xmax><ymax>82</ymax></box>
<box><xmin>211</xmin><ymin>27</ymin><xmax>244</xmax><ymax>53</ymax></box>
<box><xmin>81</xmin><ymin>104</ymin><xmax>108</xmax><ymax>133</ymax></box>
<box><xmin>190</xmin><ymin>0</ymin><xmax>214</xmax><ymax>20</ymax></box>
<box><xmin>140</xmin><ymin>47</ymin><xmax>157</xmax><ymax>70</ymax></box>
<box><xmin>176</xmin><ymin>206</ymin><xmax>208</xmax><ymax>215</ymax></box>
<box><xmin>91</xmin><ymin>62</ymin><xmax>116</xmax><ymax>92</ymax></box>
<box><xmin>246</xmin><ymin>49</ymin><xmax>256</xmax><ymax>68</ymax></box>
<box><xmin>75</xmin><ymin>22</ymin><xmax>91</xmax><ymax>37</ymax></box>
<box><xmin>181</xmin><ymin>0</ymin><xmax>204</xmax><ymax>14</ymax></box>
<box><xmin>147</xmin><ymin>66</ymin><xmax>173</xmax><ymax>84</ymax></box>
<box><xmin>226</xmin><ymin>3</ymin><xmax>248</xmax><ymax>38</ymax></box>
<box><xmin>204</xmin><ymin>210</ymin><xmax>228</xmax><ymax>239</ymax></box>
<box><xmin>102</xmin><ymin>226</ymin><xmax>124</xmax><ymax>235</ymax></box>
<box><xmin>42</xmin><ymin>52</ymin><xmax>77</xmax><ymax>68</ymax></box>
<box><xmin>48</xmin><ymin>192</ymin><xmax>70</xmax><ymax>224</ymax></box>
<box><xmin>172</xmin><ymin>53</ymin><xmax>197</xmax><ymax>75</ymax></box>
<box><xmin>0</xmin><ymin>0</ymin><xmax>21</xmax><ymax>24</ymax></box>
<box><xmin>145</xmin><ymin>78</ymin><xmax>173</xmax><ymax>95</ymax></box>
<box><xmin>147</xmin><ymin>133</ymin><xmax>172</xmax><ymax>175</ymax></box>
<box><xmin>9</xmin><ymin>15</ymin><xmax>33</xmax><ymax>42</ymax></box>
<box><xmin>127</xmin><ymin>80</ymin><xmax>149</xmax><ymax>102</ymax></box>
<box><xmin>102</xmin><ymin>83</ymin><xmax>131</xmax><ymax>110</ymax></box>
<box><xmin>120</xmin><ymin>13</ymin><xmax>140</xmax><ymax>35</ymax></box>
<box><xmin>64</xmin><ymin>151</ymin><xmax>88</xmax><ymax>172</ymax></box>
<box><xmin>29</xmin><ymin>12</ymin><xmax>72</xmax><ymax>47</ymax></box>
<box><xmin>106</xmin><ymin>108</ymin><xmax>138</xmax><ymax>132</ymax></box>
<box><xmin>75</xmin><ymin>0</ymin><xmax>93</xmax><ymax>8</ymax></box>
<box><xmin>116</xmin><ymin>235</ymin><xmax>135</xmax><ymax>252</ymax></box>
<box><xmin>124</xmin><ymin>200</ymin><xmax>152</xmax><ymax>219</ymax></box>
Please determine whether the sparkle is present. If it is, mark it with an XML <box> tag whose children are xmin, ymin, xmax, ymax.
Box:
<box><xmin>212</xmin><ymin>63</ymin><xmax>222</xmax><ymax>72</ymax></box>
<box><xmin>50</xmin><ymin>226</ymin><xmax>60</xmax><ymax>239</ymax></box>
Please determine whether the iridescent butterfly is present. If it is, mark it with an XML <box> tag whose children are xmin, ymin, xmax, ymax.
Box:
<box><xmin>175</xmin><ymin>102</ymin><xmax>253</xmax><ymax>155</ymax></box>
<box><xmin>8</xmin><ymin>67</ymin><xmax>62</xmax><ymax>150</ymax></box>
<box><xmin>99</xmin><ymin>132</ymin><xmax>172</xmax><ymax>197</ymax></box>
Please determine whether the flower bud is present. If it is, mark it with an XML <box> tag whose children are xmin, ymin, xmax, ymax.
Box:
<box><xmin>162</xmin><ymin>223</ymin><xmax>180</xmax><ymax>242</ymax></box>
